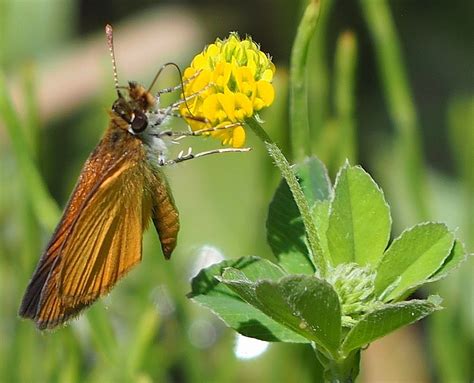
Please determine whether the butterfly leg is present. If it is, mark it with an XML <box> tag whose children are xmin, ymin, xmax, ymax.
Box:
<box><xmin>151</xmin><ymin>84</ymin><xmax>211</xmax><ymax>122</ymax></box>
<box><xmin>154</xmin><ymin>68</ymin><xmax>202</xmax><ymax>97</ymax></box>
<box><xmin>167</xmin><ymin>86</ymin><xmax>212</xmax><ymax>110</ymax></box>
<box><xmin>154</xmin><ymin>122</ymin><xmax>242</xmax><ymax>141</ymax></box>
<box><xmin>155</xmin><ymin>83</ymin><xmax>184</xmax><ymax>97</ymax></box>
<box><xmin>159</xmin><ymin>146</ymin><xmax>251</xmax><ymax>166</ymax></box>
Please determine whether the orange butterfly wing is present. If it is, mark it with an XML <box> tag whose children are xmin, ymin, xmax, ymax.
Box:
<box><xmin>19</xmin><ymin>121</ymin><xmax>157</xmax><ymax>329</ymax></box>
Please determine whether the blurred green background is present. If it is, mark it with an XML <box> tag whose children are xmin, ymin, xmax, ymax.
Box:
<box><xmin>0</xmin><ymin>0</ymin><xmax>472</xmax><ymax>382</ymax></box>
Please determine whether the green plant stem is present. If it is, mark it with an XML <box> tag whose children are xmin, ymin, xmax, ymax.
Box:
<box><xmin>86</xmin><ymin>304</ymin><xmax>119</xmax><ymax>364</ymax></box>
<box><xmin>334</xmin><ymin>31</ymin><xmax>358</xmax><ymax>164</ymax></box>
<box><xmin>290</xmin><ymin>0</ymin><xmax>322</xmax><ymax>161</ymax></box>
<box><xmin>360</xmin><ymin>0</ymin><xmax>429</xmax><ymax>221</ymax></box>
<box><xmin>19</xmin><ymin>66</ymin><xmax>42</xmax><ymax>270</ymax></box>
<box><xmin>22</xmin><ymin>64</ymin><xmax>41</xmax><ymax>159</ymax></box>
<box><xmin>308</xmin><ymin>0</ymin><xmax>333</xmax><ymax>152</ymax></box>
<box><xmin>447</xmin><ymin>97</ymin><xmax>474</xmax><ymax>250</ymax></box>
<box><xmin>246</xmin><ymin>117</ymin><xmax>327</xmax><ymax>276</ymax></box>
<box><xmin>314</xmin><ymin>345</ymin><xmax>360</xmax><ymax>383</ymax></box>
<box><xmin>127</xmin><ymin>308</ymin><xmax>159</xmax><ymax>376</ymax></box>
<box><xmin>0</xmin><ymin>72</ymin><xmax>60</xmax><ymax>231</ymax></box>
<box><xmin>429</xmin><ymin>96</ymin><xmax>474</xmax><ymax>382</ymax></box>
<box><xmin>247</xmin><ymin>116</ymin><xmax>273</xmax><ymax>143</ymax></box>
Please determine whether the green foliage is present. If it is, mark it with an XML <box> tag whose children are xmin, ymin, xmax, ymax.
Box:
<box><xmin>340</xmin><ymin>296</ymin><xmax>442</xmax><ymax>355</ymax></box>
<box><xmin>264</xmin><ymin>140</ymin><xmax>327</xmax><ymax>276</ymax></box>
<box><xmin>190</xmin><ymin>257</ymin><xmax>306</xmax><ymax>343</ymax></box>
<box><xmin>360</xmin><ymin>0</ymin><xmax>429</xmax><ymax>221</ymax></box>
<box><xmin>375</xmin><ymin>223</ymin><xmax>455</xmax><ymax>301</ymax></box>
<box><xmin>327</xmin><ymin>163</ymin><xmax>391</xmax><ymax>267</ymax></box>
<box><xmin>266</xmin><ymin>156</ymin><xmax>330</xmax><ymax>274</ymax></box>
<box><xmin>0</xmin><ymin>72</ymin><xmax>60</xmax><ymax>230</ymax></box>
<box><xmin>190</xmin><ymin>154</ymin><xmax>467</xmax><ymax>379</ymax></box>
<box><xmin>289</xmin><ymin>0</ymin><xmax>321</xmax><ymax>161</ymax></box>
<box><xmin>221</xmin><ymin>271</ymin><xmax>342</xmax><ymax>355</ymax></box>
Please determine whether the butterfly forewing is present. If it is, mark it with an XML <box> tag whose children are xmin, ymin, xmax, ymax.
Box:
<box><xmin>19</xmin><ymin>117</ymin><xmax>174</xmax><ymax>329</ymax></box>
<box><xmin>58</xmin><ymin>160</ymin><xmax>146</xmax><ymax>302</ymax></box>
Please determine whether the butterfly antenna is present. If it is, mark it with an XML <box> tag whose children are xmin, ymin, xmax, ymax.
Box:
<box><xmin>105</xmin><ymin>24</ymin><xmax>120</xmax><ymax>96</ymax></box>
<box><xmin>148</xmin><ymin>62</ymin><xmax>195</xmax><ymax>118</ymax></box>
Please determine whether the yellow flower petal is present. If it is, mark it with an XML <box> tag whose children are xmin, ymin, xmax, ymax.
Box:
<box><xmin>217</xmin><ymin>92</ymin><xmax>236</xmax><ymax>121</ymax></box>
<box><xmin>231</xmin><ymin>125</ymin><xmax>246</xmax><ymax>147</ymax></box>
<box><xmin>191</xmin><ymin>69</ymin><xmax>212</xmax><ymax>93</ymax></box>
<box><xmin>202</xmin><ymin>94</ymin><xmax>222</xmax><ymax>124</ymax></box>
<box><xmin>206</xmin><ymin>43</ymin><xmax>220</xmax><ymax>58</ymax></box>
<box><xmin>213</xmin><ymin>62</ymin><xmax>232</xmax><ymax>89</ymax></box>
<box><xmin>261</xmin><ymin>68</ymin><xmax>274</xmax><ymax>82</ymax></box>
<box><xmin>234</xmin><ymin>93</ymin><xmax>253</xmax><ymax>120</ymax></box>
<box><xmin>233</xmin><ymin>66</ymin><xmax>255</xmax><ymax>97</ymax></box>
<box><xmin>255</xmin><ymin>81</ymin><xmax>275</xmax><ymax>110</ymax></box>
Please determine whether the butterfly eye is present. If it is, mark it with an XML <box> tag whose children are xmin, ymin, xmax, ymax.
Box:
<box><xmin>130</xmin><ymin>110</ymin><xmax>148</xmax><ymax>133</ymax></box>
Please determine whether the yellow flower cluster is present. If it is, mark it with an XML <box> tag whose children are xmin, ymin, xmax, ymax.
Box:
<box><xmin>179</xmin><ymin>33</ymin><xmax>275</xmax><ymax>147</ymax></box>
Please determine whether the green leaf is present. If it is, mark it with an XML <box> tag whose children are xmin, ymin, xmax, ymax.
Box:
<box><xmin>375</xmin><ymin>223</ymin><xmax>455</xmax><ymax>301</ymax></box>
<box><xmin>266</xmin><ymin>156</ymin><xmax>331</xmax><ymax>274</ymax></box>
<box><xmin>326</xmin><ymin>163</ymin><xmax>391</xmax><ymax>267</ymax></box>
<box><xmin>221</xmin><ymin>272</ymin><xmax>341</xmax><ymax>355</ymax></box>
<box><xmin>189</xmin><ymin>257</ymin><xmax>307</xmax><ymax>343</ymax></box>
<box><xmin>312</xmin><ymin>200</ymin><xmax>331</xmax><ymax>261</ymax></box>
<box><xmin>341</xmin><ymin>296</ymin><xmax>442</xmax><ymax>356</ymax></box>
<box><xmin>0</xmin><ymin>72</ymin><xmax>60</xmax><ymax>231</ymax></box>
<box><xmin>261</xmin><ymin>275</ymin><xmax>341</xmax><ymax>354</ymax></box>
<box><xmin>297</xmin><ymin>157</ymin><xmax>333</xmax><ymax>202</ymax></box>
<box><xmin>394</xmin><ymin>240</ymin><xmax>470</xmax><ymax>302</ymax></box>
<box><xmin>429</xmin><ymin>239</ymin><xmax>469</xmax><ymax>281</ymax></box>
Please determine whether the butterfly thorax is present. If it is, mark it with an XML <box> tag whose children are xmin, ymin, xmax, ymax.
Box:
<box><xmin>111</xmin><ymin>82</ymin><xmax>168</xmax><ymax>166</ymax></box>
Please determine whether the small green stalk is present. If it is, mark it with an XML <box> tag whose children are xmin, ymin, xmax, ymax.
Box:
<box><xmin>334</xmin><ymin>31</ymin><xmax>357</xmax><ymax>164</ymax></box>
<box><xmin>246</xmin><ymin>117</ymin><xmax>327</xmax><ymax>276</ymax></box>
<box><xmin>308</xmin><ymin>0</ymin><xmax>333</xmax><ymax>151</ymax></box>
<box><xmin>246</xmin><ymin>116</ymin><xmax>273</xmax><ymax>143</ymax></box>
<box><xmin>19</xmin><ymin>66</ymin><xmax>42</xmax><ymax>269</ymax></box>
<box><xmin>290</xmin><ymin>0</ymin><xmax>322</xmax><ymax>161</ymax></box>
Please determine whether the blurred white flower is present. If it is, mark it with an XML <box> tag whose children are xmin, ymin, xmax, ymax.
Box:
<box><xmin>234</xmin><ymin>334</ymin><xmax>269</xmax><ymax>360</ymax></box>
<box><xmin>188</xmin><ymin>318</ymin><xmax>218</xmax><ymax>349</ymax></box>
<box><xmin>150</xmin><ymin>284</ymin><xmax>175</xmax><ymax>316</ymax></box>
<box><xmin>188</xmin><ymin>245</ymin><xmax>225</xmax><ymax>279</ymax></box>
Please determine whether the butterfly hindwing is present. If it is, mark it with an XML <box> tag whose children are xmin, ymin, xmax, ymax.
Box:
<box><xmin>151</xmin><ymin>170</ymin><xmax>180</xmax><ymax>259</ymax></box>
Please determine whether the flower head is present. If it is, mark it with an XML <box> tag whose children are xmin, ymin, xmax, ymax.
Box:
<box><xmin>323</xmin><ymin>263</ymin><xmax>382</xmax><ymax>327</ymax></box>
<box><xmin>180</xmin><ymin>32</ymin><xmax>275</xmax><ymax>147</ymax></box>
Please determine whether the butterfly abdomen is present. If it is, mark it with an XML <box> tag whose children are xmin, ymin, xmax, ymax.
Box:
<box><xmin>149</xmin><ymin>171</ymin><xmax>179</xmax><ymax>259</ymax></box>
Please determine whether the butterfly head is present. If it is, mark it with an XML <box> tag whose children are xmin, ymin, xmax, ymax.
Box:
<box><xmin>112</xmin><ymin>82</ymin><xmax>156</xmax><ymax>134</ymax></box>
